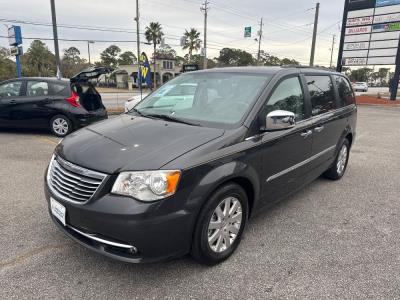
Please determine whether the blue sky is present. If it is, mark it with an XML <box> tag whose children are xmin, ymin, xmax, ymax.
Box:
<box><xmin>0</xmin><ymin>0</ymin><xmax>344</xmax><ymax>66</ymax></box>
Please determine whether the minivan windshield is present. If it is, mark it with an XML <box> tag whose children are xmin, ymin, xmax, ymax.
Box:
<box><xmin>132</xmin><ymin>72</ymin><xmax>271</xmax><ymax>128</ymax></box>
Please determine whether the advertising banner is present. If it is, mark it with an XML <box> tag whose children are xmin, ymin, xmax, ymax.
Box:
<box><xmin>347</xmin><ymin>16</ymin><xmax>373</xmax><ymax>26</ymax></box>
<box><xmin>343</xmin><ymin>57</ymin><xmax>367</xmax><ymax>65</ymax></box>
<box><xmin>344</xmin><ymin>42</ymin><xmax>369</xmax><ymax>50</ymax></box>
<box><xmin>374</xmin><ymin>12</ymin><xmax>400</xmax><ymax>24</ymax></box>
<box><xmin>346</xmin><ymin>25</ymin><xmax>372</xmax><ymax>34</ymax></box>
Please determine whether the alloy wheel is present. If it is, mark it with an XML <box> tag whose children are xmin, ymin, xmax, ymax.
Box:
<box><xmin>207</xmin><ymin>197</ymin><xmax>243</xmax><ymax>253</ymax></box>
<box><xmin>52</xmin><ymin>118</ymin><xmax>69</xmax><ymax>136</ymax></box>
<box><xmin>336</xmin><ymin>145</ymin><xmax>348</xmax><ymax>175</ymax></box>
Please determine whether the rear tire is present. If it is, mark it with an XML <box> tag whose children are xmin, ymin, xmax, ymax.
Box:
<box><xmin>50</xmin><ymin>115</ymin><xmax>72</xmax><ymax>137</ymax></box>
<box><xmin>191</xmin><ymin>183</ymin><xmax>248</xmax><ymax>265</ymax></box>
<box><xmin>323</xmin><ymin>139</ymin><xmax>350</xmax><ymax>180</ymax></box>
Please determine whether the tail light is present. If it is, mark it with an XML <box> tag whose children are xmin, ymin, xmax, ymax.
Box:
<box><xmin>65</xmin><ymin>92</ymin><xmax>81</xmax><ymax>108</ymax></box>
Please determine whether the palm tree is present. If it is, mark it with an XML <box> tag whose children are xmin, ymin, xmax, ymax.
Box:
<box><xmin>183</xmin><ymin>28</ymin><xmax>202</xmax><ymax>63</ymax></box>
<box><xmin>144</xmin><ymin>22</ymin><xmax>164</xmax><ymax>88</ymax></box>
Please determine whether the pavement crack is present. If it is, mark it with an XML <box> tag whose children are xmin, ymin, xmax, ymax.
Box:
<box><xmin>0</xmin><ymin>244</ymin><xmax>69</xmax><ymax>270</ymax></box>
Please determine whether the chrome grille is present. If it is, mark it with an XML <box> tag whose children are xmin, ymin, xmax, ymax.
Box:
<box><xmin>47</xmin><ymin>155</ymin><xmax>107</xmax><ymax>204</ymax></box>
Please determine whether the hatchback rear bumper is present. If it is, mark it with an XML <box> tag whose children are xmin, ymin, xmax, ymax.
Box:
<box><xmin>70</xmin><ymin>109</ymin><xmax>108</xmax><ymax>129</ymax></box>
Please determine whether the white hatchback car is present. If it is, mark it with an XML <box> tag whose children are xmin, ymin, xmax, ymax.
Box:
<box><xmin>124</xmin><ymin>93</ymin><xmax>149</xmax><ymax>112</ymax></box>
<box><xmin>353</xmin><ymin>82</ymin><xmax>368</xmax><ymax>92</ymax></box>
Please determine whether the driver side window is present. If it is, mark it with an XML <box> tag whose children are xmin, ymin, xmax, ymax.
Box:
<box><xmin>264</xmin><ymin>77</ymin><xmax>306</xmax><ymax>121</ymax></box>
<box><xmin>0</xmin><ymin>81</ymin><xmax>23</xmax><ymax>98</ymax></box>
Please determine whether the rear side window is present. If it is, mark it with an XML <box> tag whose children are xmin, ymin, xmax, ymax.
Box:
<box><xmin>335</xmin><ymin>76</ymin><xmax>355</xmax><ymax>107</ymax></box>
<box><xmin>27</xmin><ymin>81</ymin><xmax>49</xmax><ymax>97</ymax></box>
<box><xmin>306</xmin><ymin>76</ymin><xmax>335</xmax><ymax>115</ymax></box>
<box><xmin>50</xmin><ymin>82</ymin><xmax>70</xmax><ymax>96</ymax></box>
<box><xmin>0</xmin><ymin>81</ymin><xmax>23</xmax><ymax>98</ymax></box>
<box><xmin>265</xmin><ymin>77</ymin><xmax>306</xmax><ymax>121</ymax></box>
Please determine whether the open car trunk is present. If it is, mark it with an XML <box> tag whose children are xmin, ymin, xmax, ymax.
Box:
<box><xmin>72</xmin><ymin>82</ymin><xmax>103</xmax><ymax>111</ymax></box>
<box><xmin>70</xmin><ymin>66</ymin><xmax>113</xmax><ymax>112</ymax></box>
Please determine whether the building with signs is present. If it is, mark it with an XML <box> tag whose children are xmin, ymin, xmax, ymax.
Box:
<box><xmin>338</xmin><ymin>0</ymin><xmax>400</xmax><ymax>99</ymax></box>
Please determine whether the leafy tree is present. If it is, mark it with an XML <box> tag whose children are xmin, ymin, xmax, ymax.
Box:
<box><xmin>217</xmin><ymin>48</ymin><xmax>254</xmax><ymax>66</ymax></box>
<box><xmin>349</xmin><ymin>68</ymin><xmax>373</xmax><ymax>82</ymax></box>
<box><xmin>183</xmin><ymin>54</ymin><xmax>215</xmax><ymax>69</ymax></box>
<box><xmin>183</xmin><ymin>28</ymin><xmax>202</xmax><ymax>62</ymax></box>
<box><xmin>21</xmin><ymin>40</ymin><xmax>56</xmax><ymax>77</ymax></box>
<box><xmin>0</xmin><ymin>47</ymin><xmax>15</xmax><ymax>80</ymax></box>
<box><xmin>145</xmin><ymin>22</ymin><xmax>164</xmax><ymax>88</ymax></box>
<box><xmin>100</xmin><ymin>45</ymin><xmax>121</xmax><ymax>68</ymax></box>
<box><xmin>118</xmin><ymin>51</ymin><xmax>137</xmax><ymax>65</ymax></box>
<box><xmin>61</xmin><ymin>47</ymin><xmax>88</xmax><ymax>78</ymax></box>
<box><xmin>280</xmin><ymin>58</ymin><xmax>300</xmax><ymax>66</ymax></box>
<box><xmin>155</xmin><ymin>45</ymin><xmax>176</xmax><ymax>60</ymax></box>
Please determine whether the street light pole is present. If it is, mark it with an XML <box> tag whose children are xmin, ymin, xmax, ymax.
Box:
<box><xmin>50</xmin><ymin>0</ymin><xmax>62</xmax><ymax>78</ymax></box>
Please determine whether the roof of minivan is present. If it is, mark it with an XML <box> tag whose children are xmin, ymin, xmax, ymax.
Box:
<box><xmin>193</xmin><ymin>66</ymin><xmax>342</xmax><ymax>76</ymax></box>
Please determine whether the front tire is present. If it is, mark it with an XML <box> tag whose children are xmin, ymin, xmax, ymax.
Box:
<box><xmin>50</xmin><ymin>115</ymin><xmax>72</xmax><ymax>137</ymax></box>
<box><xmin>324</xmin><ymin>139</ymin><xmax>350</xmax><ymax>180</ymax></box>
<box><xmin>191</xmin><ymin>183</ymin><xmax>248</xmax><ymax>265</ymax></box>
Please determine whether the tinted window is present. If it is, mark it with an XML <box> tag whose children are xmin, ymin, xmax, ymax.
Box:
<box><xmin>50</xmin><ymin>83</ymin><xmax>70</xmax><ymax>96</ymax></box>
<box><xmin>265</xmin><ymin>77</ymin><xmax>306</xmax><ymax>121</ymax></box>
<box><xmin>306</xmin><ymin>76</ymin><xmax>335</xmax><ymax>115</ymax></box>
<box><xmin>27</xmin><ymin>81</ymin><xmax>49</xmax><ymax>97</ymax></box>
<box><xmin>0</xmin><ymin>81</ymin><xmax>23</xmax><ymax>98</ymax></box>
<box><xmin>335</xmin><ymin>76</ymin><xmax>355</xmax><ymax>107</ymax></box>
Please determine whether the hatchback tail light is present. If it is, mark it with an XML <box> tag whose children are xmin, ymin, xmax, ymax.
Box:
<box><xmin>65</xmin><ymin>92</ymin><xmax>81</xmax><ymax>108</ymax></box>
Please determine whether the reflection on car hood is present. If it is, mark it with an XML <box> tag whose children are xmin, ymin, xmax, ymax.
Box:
<box><xmin>56</xmin><ymin>114</ymin><xmax>225</xmax><ymax>173</ymax></box>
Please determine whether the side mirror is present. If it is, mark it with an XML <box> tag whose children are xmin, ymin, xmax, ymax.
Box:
<box><xmin>264</xmin><ymin>110</ymin><xmax>296</xmax><ymax>131</ymax></box>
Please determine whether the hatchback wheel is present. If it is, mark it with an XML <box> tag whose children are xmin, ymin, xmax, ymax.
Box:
<box><xmin>191</xmin><ymin>183</ymin><xmax>248</xmax><ymax>265</ymax></box>
<box><xmin>50</xmin><ymin>115</ymin><xmax>72</xmax><ymax>137</ymax></box>
<box><xmin>324</xmin><ymin>139</ymin><xmax>350</xmax><ymax>180</ymax></box>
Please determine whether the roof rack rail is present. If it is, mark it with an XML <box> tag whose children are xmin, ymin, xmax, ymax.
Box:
<box><xmin>281</xmin><ymin>65</ymin><xmax>336</xmax><ymax>71</ymax></box>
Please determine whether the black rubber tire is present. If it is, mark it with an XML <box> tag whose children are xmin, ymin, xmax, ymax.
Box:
<box><xmin>323</xmin><ymin>139</ymin><xmax>350</xmax><ymax>180</ymax></box>
<box><xmin>49</xmin><ymin>115</ymin><xmax>72</xmax><ymax>138</ymax></box>
<box><xmin>191</xmin><ymin>183</ymin><xmax>248</xmax><ymax>266</ymax></box>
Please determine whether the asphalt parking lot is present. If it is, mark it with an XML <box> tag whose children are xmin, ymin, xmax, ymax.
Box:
<box><xmin>1</xmin><ymin>106</ymin><xmax>400</xmax><ymax>299</ymax></box>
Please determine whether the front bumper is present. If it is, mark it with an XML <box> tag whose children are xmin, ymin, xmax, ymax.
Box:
<box><xmin>44</xmin><ymin>181</ymin><xmax>196</xmax><ymax>263</ymax></box>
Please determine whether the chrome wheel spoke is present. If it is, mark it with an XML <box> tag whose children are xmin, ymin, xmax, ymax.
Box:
<box><xmin>207</xmin><ymin>196</ymin><xmax>243</xmax><ymax>253</ymax></box>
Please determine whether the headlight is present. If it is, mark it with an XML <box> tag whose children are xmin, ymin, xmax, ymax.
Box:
<box><xmin>111</xmin><ymin>170</ymin><xmax>181</xmax><ymax>202</ymax></box>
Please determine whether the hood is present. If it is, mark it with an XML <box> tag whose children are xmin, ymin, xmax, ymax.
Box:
<box><xmin>56</xmin><ymin>114</ymin><xmax>225</xmax><ymax>174</ymax></box>
<box><xmin>70</xmin><ymin>66</ymin><xmax>114</xmax><ymax>83</ymax></box>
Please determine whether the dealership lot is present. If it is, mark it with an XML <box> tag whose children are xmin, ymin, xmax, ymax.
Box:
<box><xmin>1</xmin><ymin>106</ymin><xmax>400</xmax><ymax>299</ymax></box>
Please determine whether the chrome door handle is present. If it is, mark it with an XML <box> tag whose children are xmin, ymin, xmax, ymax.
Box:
<box><xmin>300</xmin><ymin>130</ymin><xmax>313</xmax><ymax>138</ymax></box>
<box><xmin>314</xmin><ymin>126</ymin><xmax>325</xmax><ymax>133</ymax></box>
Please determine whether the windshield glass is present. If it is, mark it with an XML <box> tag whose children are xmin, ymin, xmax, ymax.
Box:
<box><xmin>133</xmin><ymin>72</ymin><xmax>271</xmax><ymax>128</ymax></box>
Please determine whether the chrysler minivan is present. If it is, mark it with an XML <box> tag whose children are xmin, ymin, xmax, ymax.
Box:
<box><xmin>45</xmin><ymin>67</ymin><xmax>357</xmax><ymax>265</ymax></box>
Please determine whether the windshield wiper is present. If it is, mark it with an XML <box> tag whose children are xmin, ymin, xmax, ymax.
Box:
<box><xmin>145</xmin><ymin>113</ymin><xmax>202</xmax><ymax>126</ymax></box>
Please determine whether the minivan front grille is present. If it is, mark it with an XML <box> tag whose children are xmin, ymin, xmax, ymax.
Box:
<box><xmin>47</xmin><ymin>155</ymin><xmax>107</xmax><ymax>204</ymax></box>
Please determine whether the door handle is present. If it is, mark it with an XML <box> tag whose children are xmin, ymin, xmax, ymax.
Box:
<box><xmin>9</xmin><ymin>100</ymin><xmax>17</xmax><ymax>105</ymax></box>
<box><xmin>300</xmin><ymin>130</ymin><xmax>313</xmax><ymax>138</ymax></box>
<box><xmin>314</xmin><ymin>125</ymin><xmax>325</xmax><ymax>133</ymax></box>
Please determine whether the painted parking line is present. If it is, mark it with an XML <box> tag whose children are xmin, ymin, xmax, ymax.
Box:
<box><xmin>38</xmin><ymin>136</ymin><xmax>60</xmax><ymax>146</ymax></box>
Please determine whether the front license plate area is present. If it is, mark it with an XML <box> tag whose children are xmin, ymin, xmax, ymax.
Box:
<box><xmin>50</xmin><ymin>197</ymin><xmax>66</xmax><ymax>226</ymax></box>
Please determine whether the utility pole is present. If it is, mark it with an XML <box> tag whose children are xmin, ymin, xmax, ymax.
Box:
<box><xmin>50</xmin><ymin>0</ymin><xmax>61</xmax><ymax>78</ymax></box>
<box><xmin>135</xmin><ymin>0</ymin><xmax>143</xmax><ymax>98</ymax></box>
<box><xmin>310</xmin><ymin>2</ymin><xmax>320</xmax><ymax>67</ymax></box>
<box><xmin>201</xmin><ymin>1</ymin><xmax>209</xmax><ymax>70</ymax></box>
<box><xmin>330</xmin><ymin>34</ymin><xmax>336</xmax><ymax>68</ymax></box>
<box><xmin>87</xmin><ymin>41</ymin><xmax>94</xmax><ymax>65</ymax></box>
<box><xmin>257</xmin><ymin>18</ymin><xmax>264</xmax><ymax>65</ymax></box>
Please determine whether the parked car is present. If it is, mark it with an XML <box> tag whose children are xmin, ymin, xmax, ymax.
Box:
<box><xmin>353</xmin><ymin>82</ymin><xmax>368</xmax><ymax>92</ymax></box>
<box><xmin>124</xmin><ymin>92</ymin><xmax>149</xmax><ymax>112</ymax></box>
<box><xmin>45</xmin><ymin>67</ymin><xmax>357</xmax><ymax>265</ymax></box>
<box><xmin>0</xmin><ymin>67</ymin><xmax>112</xmax><ymax>137</ymax></box>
